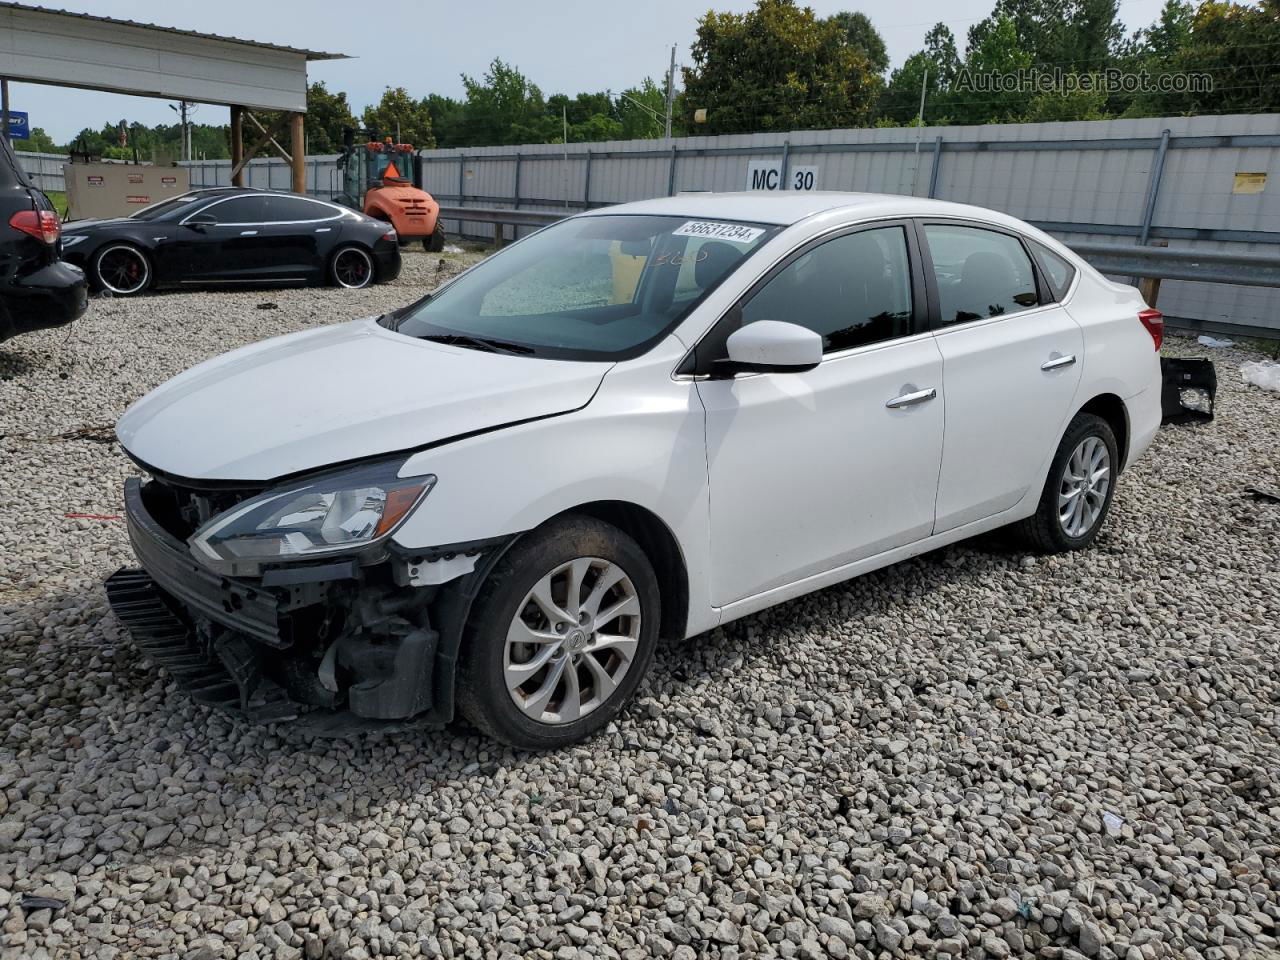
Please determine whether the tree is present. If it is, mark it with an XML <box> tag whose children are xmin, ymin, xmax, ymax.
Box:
<box><xmin>303</xmin><ymin>82</ymin><xmax>357</xmax><ymax>153</ymax></box>
<box><xmin>616</xmin><ymin>78</ymin><xmax>668</xmax><ymax>139</ymax></box>
<box><xmin>458</xmin><ymin>59</ymin><xmax>555</xmax><ymax>145</ymax></box>
<box><xmin>362</xmin><ymin>87</ymin><xmax>435</xmax><ymax>148</ymax></box>
<box><xmin>877</xmin><ymin>23</ymin><xmax>959</xmax><ymax>125</ymax></box>
<box><xmin>829</xmin><ymin>11</ymin><xmax>889</xmax><ymax>74</ymax></box>
<box><xmin>23</xmin><ymin>127</ymin><xmax>63</xmax><ymax>153</ymax></box>
<box><xmin>425</xmin><ymin>94</ymin><xmax>466</xmax><ymax>148</ymax></box>
<box><xmin>951</xmin><ymin>16</ymin><xmax>1035</xmax><ymax>124</ymax></box>
<box><xmin>682</xmin><ymin>0</ymin><xmax>882</xmax><ymax>135</ymax></box>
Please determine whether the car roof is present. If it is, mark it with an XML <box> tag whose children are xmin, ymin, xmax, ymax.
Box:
<box><xmin>584</xmin><ymin>191</ymin><xmax>1031</xmax><ymax>231</ymax></box>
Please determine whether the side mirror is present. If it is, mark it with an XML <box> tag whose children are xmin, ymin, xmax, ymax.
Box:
<box><xmin>720</xmin><ymin>321</ymin><xmax>822</xmax><ymax>375</ymax></box>
<box><xmin>185</xmin><ymin>213</ymin><xmax>216</xmax><ymax>229</ymax></box>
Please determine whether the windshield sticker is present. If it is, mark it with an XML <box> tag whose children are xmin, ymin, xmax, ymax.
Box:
<box><xmin>673</xmin><ymin>221</ymin><xmax>765</xmax><ymax>244</ymax></box>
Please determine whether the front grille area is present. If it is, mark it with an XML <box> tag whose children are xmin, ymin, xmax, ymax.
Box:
<box><xmin>140</xmin><ymin>476</ymin><xmax>264</xmax><ymax>541</ymax></box>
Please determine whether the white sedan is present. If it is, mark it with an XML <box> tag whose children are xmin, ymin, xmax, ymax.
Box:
<box><xmin>108</xmin><ymin>192</ymin><xmax>1163</xmax><ymax>748</ymax></box>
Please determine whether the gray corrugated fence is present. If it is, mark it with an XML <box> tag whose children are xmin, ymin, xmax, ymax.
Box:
<box><xmin>418</xmin><ymin>113</ymin><xmax>1280</xmax><ymax>335</ymax></box>
<box><xmin>12</xmin><ymin>150</ymin><xmax>66</xmax><ymax>193</ymax></box>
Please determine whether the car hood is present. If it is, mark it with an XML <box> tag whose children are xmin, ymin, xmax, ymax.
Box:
<box><xmin>117</xmin><ymin>318</ymin><xmax>612</xmax><ymax>481</ymax></box>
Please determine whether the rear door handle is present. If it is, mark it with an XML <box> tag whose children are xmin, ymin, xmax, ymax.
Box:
<box><xmin>1041</xmin><ymin>354</ymin><xmax>1077</xmax><ymax>371</ymax></box>
<box><xmin>239</xmin><ymin>230</ymin><xmax>258</xmax><ymax>236</ymax></box>
<box><xmin>886</xmin><ymin>387</ymin><xmax>937</xmax><ymax>409</ymax></box>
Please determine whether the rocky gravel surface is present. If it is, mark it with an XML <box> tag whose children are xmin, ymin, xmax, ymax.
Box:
<box><xmin>1</xmin><ymin>266</ymin><xmax>1278</xmax><ymax>960</ymax></box>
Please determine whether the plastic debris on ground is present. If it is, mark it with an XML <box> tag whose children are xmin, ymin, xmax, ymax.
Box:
<box><xmin>1197</xmin><ymin>335</ymin><xmax>1236</xmax><ymax>348</ymax></box>
<box><xmin>1102</xmin><ymin>811</ymin><xmax>1126</xmax><ymax>837</ymax></box>
<box><xmin>1241</xmin><ymin>360</ymin><xmax>1280</xmax><ymax>392</ymax></box>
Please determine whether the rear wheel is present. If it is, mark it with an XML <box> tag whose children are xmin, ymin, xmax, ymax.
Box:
<box><xmin>1015</xmin><ymin>412</ymin><xmax>1119</xmax><ymax>552</ymax></box>
<box><xmin>457</xmin><ymin>516</ymin><xmax>660</xmax><ymax>749</ymax></box>
<box><xmin>93</xmin><ymin>244</ymin><xmax>151</xmax><ymax>296</ymax></box>
<box><xmin>330</xmin><ymin>245</ymin><xmax>374</xmax><ymax>289</ymax></box>
<box><xmin>424</xmin><ymin>223</ymin><xmax>446</xmax><ymax>253</ymax></box>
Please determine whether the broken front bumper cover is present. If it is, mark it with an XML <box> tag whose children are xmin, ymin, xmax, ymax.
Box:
<box><xmin>106</xmin><ymin>477</ymin><xmax>446</xmax><ymax>732</ymax></box>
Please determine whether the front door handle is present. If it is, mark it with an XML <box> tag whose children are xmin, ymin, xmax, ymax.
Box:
<box><xmin>239</xmin><ymin>230</ymin><xmax>259</xmax><ymax>236</ymax></box>
<box><xmin>886</xmin><ymin>387</ymin><xmax>937</xmax><ymax>409</ymax></box>
<box><xmin>1041</xmin><ymin>354</ymin><xmax>1077</xmax><ymax>371</ymax></box>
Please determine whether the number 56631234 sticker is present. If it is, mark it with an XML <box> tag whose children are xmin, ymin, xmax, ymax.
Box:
<box><xmin>672</xmin><ymin>221</ymin><xmax>765</xmax><ymax>244</ymax></box>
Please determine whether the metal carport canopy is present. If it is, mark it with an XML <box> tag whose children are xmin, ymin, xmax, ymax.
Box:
<box><xmin>0</xmin><ymin>1</ymin><xmax>346</xmax><ymax>113</ymax></box>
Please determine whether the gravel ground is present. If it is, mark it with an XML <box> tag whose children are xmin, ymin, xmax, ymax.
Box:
<box><xmin>1</xmin><ymin>263</ymin><xmax>1278</xmax><ymax>960</ymax></box>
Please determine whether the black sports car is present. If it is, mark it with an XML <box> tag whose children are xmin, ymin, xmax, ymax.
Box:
<box><xmin>61</xmin><ymin>188</ymin><xmax>401</xmax><ymax>296</ymax></box>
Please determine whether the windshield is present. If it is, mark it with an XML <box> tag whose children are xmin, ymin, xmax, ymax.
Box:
<box><xmin>387</xmin><ymin>214</ymin><xmax>778</xmax><ymax>360</ymax></box>
<box><xmin>130</xmin><ymin>193</ymin><xmax>204</xmax><ymax>222</ymax></box>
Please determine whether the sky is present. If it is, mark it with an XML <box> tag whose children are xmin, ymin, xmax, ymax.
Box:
<box><xmin>9</xmin><ymin>0</ymin><xmax>1170</xmax><ymax>144</ymax></box>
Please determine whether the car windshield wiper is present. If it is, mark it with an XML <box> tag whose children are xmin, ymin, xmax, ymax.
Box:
<box><xmin>420</xmin><ymin>333</ymin><xmax>535</xmax><ymax>356</ymax></box>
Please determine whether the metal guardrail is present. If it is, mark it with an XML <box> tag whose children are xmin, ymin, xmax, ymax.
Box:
<box><xmin>1067</xmin><ymin>242</ymin><xmax>1280</xmax><ymax>288</ymax></box>
<box><xmin>436</xmin><ymin>206</ymin><xmax>1279</xmax><ymax>337</ymax></box>
<box><xmin>437</xmin><ymin>206</ymin><xmax>565</xmax><ymax>229</ymax></box>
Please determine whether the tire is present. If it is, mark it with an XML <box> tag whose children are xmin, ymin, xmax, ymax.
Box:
<box><xmin>457</xmin><ymin>515</ymin><xmax>661</xmax><ymax>749</ymax></box>
<box><xmin>92</xmin><ymin>243</ymin><xmax>151</xmax><ymax>296</ymax></box>
<box><xmin>1015</xmin><ymin>412</ymin><xmax>1119</xmax><ymax>553</ymax></box>
<box><xmin>424</xmin><ymin>223</ymin><xmax>446</xmax><ymax>253</ymax></box>
<box><xmin>330</xmin><ymin>245</ymin><xmax>375</xmax><ymax>289</ymax></box>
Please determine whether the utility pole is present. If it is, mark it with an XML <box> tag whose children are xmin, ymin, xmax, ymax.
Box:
<box><xmin>1</xmin><ymin>78</ymin><xmax>9</xmax><ymax>144</ymax></box>
<box><xmin>170</xmin><ymin>100</ymin><xmax>191</xmax><ymax>161</ymax></box>
<box><xmin>562</xmin><ymin>105</ymin><xmax>569</xmax><ymax>211</ymax></box>
<box><xmin>912</xmin><ymin>69</ymin><xmax>928</xmax><ymax>195</ymax></box>
<box><xmin>664</xmin><ymin>45</ymin><xmax>676</xmax><ymax>139</ymax></box>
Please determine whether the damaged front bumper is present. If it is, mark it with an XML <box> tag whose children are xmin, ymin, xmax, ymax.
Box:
<box><xmin>106</xmin><ymin>476</ymin><xmax>456</xmax><ymax>731</ymax></box>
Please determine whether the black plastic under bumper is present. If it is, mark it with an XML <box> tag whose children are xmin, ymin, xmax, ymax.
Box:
<box><xmin>1</xmin><ymin>261</ymin><xmax>88</xmax><ymax>341</ymax></box>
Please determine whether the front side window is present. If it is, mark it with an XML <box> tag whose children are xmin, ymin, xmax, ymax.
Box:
<box><xmin>387</xmin><ymin>215</ymin><xmax>778</xmax><ymax>360</ymax></box>
<box><xmin>740</xmin><ymin>225</ymin><xmax>914</xmax><ymax>353</ymax></box>
<box><xmin>924</xmin><ymin>224</ymin><xmax>1040</xmax><ymax>325</ymax></box>
<box><xmin>130</xmin><ymin>193</ymin><xmax>203</xmax><ymax>222</ymax></box>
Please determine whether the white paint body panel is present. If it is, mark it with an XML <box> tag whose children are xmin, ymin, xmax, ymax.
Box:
<box><xmin>116</xmin><ymin>318</ymin><xmax>610</xmax><ymax>481</ymax></box>
<box><xmin>118</xmin><ymin>193</ymin><xmax>1164</xmax><ymax>641</ymax></box>
<box><xmin>932</xmin><ymin>304</ymin><xmax>1084</xmax><ymax>532</ymax></box>
<box><xmin>697</xmin><ymin>335</ymin><xmax>944</xmax><ymax>605</ymax></box>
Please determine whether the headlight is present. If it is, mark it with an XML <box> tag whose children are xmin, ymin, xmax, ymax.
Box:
<box><xmin>61</xmin><ymin>235</ymin><xmax>87</xmax><ymax>248</ymax></box>
<box><xmin>189</xmin><ymin>460</ymin><xmax>435</xmax><ymax>575</ymax></box>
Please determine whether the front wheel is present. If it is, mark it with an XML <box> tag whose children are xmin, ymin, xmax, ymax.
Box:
<box><xmin>330</xmin><ymin>245</ymin><xmax>375</xmax><ymax>289</ymax></box>
<box><xmin>457</xmin><ymin>516</ymin><xmax>661</xmax><ymax>749</ymax></box>
<box><xmin>424</xmin><ymin>223</ymin><xmax>446</xmax><ymax>253</ymax></box>
<box><xmin>1016</xmin><ymin>412</ymin><xmax>1119</xmax><ymax>552</ymax></box>
<box><xmin>93</xmin><ymin>244</ymin><xmax>151</xmax><ymax>296</ymax></box>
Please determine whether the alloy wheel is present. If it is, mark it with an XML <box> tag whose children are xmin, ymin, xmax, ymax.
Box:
<box><xmin>96</xmin><ymin>245</ymin><xmax>149</xmax><ymax>295</ymax></box>
<box><xmin>1059</xmin><ymin>435</ymin><xmax>1111</xmax><ymax>538</ymax></box>
<box><xmin>333</xmin><ymin>248</ymin><xmax>373</xmax><ymax>288</ymax></box>
<box><xmin>504</xmin><ymin>557</ymin><xmax>641</xmax><ymax>725</ymax></box>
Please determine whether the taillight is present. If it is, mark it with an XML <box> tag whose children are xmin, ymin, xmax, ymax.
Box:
<box><xmin>1138</xmin><ymin>308</ymin><xmax>1163</xmax><ymax>351</ymax></box>
<box><xmin>9</xmin><ymin>209</ymin><xmax>60</xmax><ymax>244</ymax></box>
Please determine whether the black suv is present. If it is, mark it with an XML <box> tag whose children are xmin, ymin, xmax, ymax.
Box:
<box><xmin>1</xmin><ymin>136</ymin><xmax>87</xmax><ymax>343</ymax></box>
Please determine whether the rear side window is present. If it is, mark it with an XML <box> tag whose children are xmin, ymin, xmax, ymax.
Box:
<box><xmin>924</xmin><ymin>224</ymin><xmax>1039</xmax><ymax>325</ymax></box>
<box><xmin>1031</xmin><ymin>240</ymin><xmax>1077</xmax><ymax>300</ymax></box>
<box><xmin>740</xmin><ymin>225</ymin><xmax>914</xmax><ymax>353</ymax></box>
<box><xmin>266</xmin><ymin>196</ymin><xmax>339</xmax><ymax>222</ymax></box>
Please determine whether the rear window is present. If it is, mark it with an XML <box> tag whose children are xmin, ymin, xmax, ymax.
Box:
<box><xmin>1031</xmin><ymin>241</ymin><xmax>1077</xmax><ymax>300</ymax></box>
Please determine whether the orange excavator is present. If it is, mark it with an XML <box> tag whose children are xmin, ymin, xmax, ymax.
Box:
<box><xmin>337</xmin><ymin>131</ymin><xmax>446</xmax><ymax>252</ymax></box>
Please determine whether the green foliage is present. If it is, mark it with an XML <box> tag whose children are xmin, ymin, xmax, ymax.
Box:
<box><xmin>362</xmin><ymin>87</ymin><xmax>435</xmax><ymax>148</ymax></box>
<box><xmin>683</xmin><ymin>0</ymin><xmax>882</xmax><ymax>134</ymax></box>
<box><xmin>424</xmin><ymin>95</ymin><xmax>466</xmax><ymax>149</ymax></box>
<box><xmin>616</xmin><ymin>78</ymin><xmax>669</xmax><ymax>139</ymax></box>
<box><xmin>829</xmin><ymin>11</ymin><xmax>890</xmax><ymax>74</ymax></box>
<box><xmin>458</xmin><ymin>59</ymin><xmax>555</xmax><ymax>146</ymax></box>
<box><xmin>303</xmin><ymin>82</ymin><xmax>357</xmax><ymax>154</ymax></box>
<box><xmin>23</xmin><ymin>127</ymin><xmax>63</xmax><ymax>153</ymax></box>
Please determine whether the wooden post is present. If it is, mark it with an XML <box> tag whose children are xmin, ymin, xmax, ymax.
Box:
<box><xmin>230</xmin><ymin>105</ymin><xmax>244</xmax><ymax>187</ymax></box>
<box><xmin>1138</xmin><ymin>239</ymin><xmax>1169</xmax><ymax>307</ymax></box>
<box><xmin>290</xmin><ymin>112</ymin><xmax>305</xmax><ymax>194</ymax></box>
